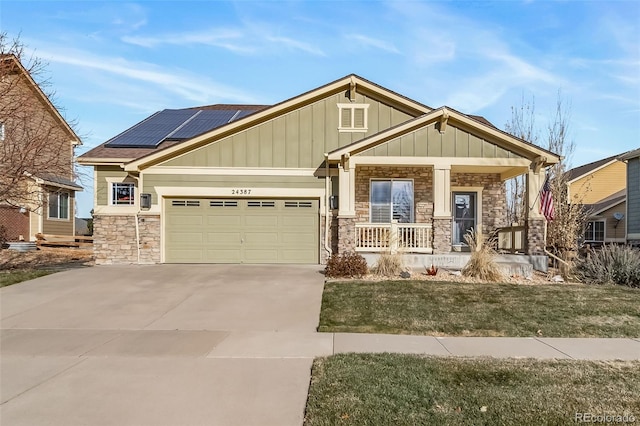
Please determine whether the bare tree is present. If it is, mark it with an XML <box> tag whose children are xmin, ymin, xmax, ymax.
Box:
<box><xmin>504</xmin><ymin>93</ymin><xmax>539</xmax><ymax>225</ymax></box>
<box><xmin>543</xmin><ymin>93</ymin><xmax>588</xmax><ymax>275</ymax></box>
<box><xmin>0</xmin><ymin>32</ymin><xmax>80</xmax><ymax>211</ymax></box>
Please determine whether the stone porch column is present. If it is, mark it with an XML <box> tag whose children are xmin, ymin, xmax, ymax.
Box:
<box><xmin>526</xmin><ymin>169</ymin><xmax>546</xmax><ymax>255</ymax></box>
<box><xmin>432</xmin><ymin>166</ymin><xmax>452</xmax><ymax>253</ymax></box>
<box><xmin>337</xmin><ymin>155</ymin><xmax>357</xmax><ymax>253</ymax></box>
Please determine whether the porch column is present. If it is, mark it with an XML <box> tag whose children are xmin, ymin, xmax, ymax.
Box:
<box><xmin>526</xmin><ymin>169</ymin><xmax>546</xmax><ymax>255</ymax></box>
<box><xmin>433</xmin><ymin>166</ymin><xmax>452</xmax><ymax>253</ymax></box>
<box><xmin>337</xmin><ymin>155</ymin><xmax>356</xmax><ymax>252</ymax></box>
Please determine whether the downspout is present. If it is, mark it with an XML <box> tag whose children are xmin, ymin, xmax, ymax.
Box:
<box><xmin>324</xmin><ymin>153</ymin><xmax>332</xmax><ymax>259</ymax></box>
<box><xmin>127</xmin><ymin>172</ymin><xmax>141</xmax><ymax>264</ymax></box>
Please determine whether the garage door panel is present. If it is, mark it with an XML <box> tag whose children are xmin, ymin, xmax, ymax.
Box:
<box><xmin>281</xmin><ymin>216</ymin><xmax>316</xmax><ymax>227</ymax></box>
<box><xmin>166</xmin><ymin>249</ymin><xmax>204</xmax><ymax>262</ymax></box>
<box><xmin>244</xmin><ymin>215</ymin><xmax>278</xmax><ymax>227</ymax></box>
<box><xmin>207</xmin><ymin>215</ymin><xmax>241</xmax><ymax>226</ymax></box>
<box><xmin>281</xmin><ymin>232</ymin><xmax>315</xmax><ymax>244</ymax></box>
<box><xmin>243</xmin><ymin>249</ymin><xmax>279</xmax><ymax>263</ymax></box>
<box><xmin>205</xmin><ymin>249</ymin><xmax>241</xmax><ymax>263</ymax></box>
<box><xmin>281</xmin><ymin>249</ymin><xmax>317</xmax><ymax>263</ymax></box>
<box><xmin>243</xmin><ymin>231</ymin><xmax>279</xmax><ymax>244</ymax></box>
<box><xmin>168</xmin><ymin>215</ymin><xmax>203</xmax><ymax>226</ymax></box>
<box><xmin>168</xmin><ymin>232</ymin><xmax>204</xmax><ymax>243</ymax></box>
<box><xmin>206</xmin><ymin>232</ymin><xmax>241</xmax><ymax>244</ymax></box>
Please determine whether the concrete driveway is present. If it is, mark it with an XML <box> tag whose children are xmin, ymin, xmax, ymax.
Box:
<box><xmin>1</xmin><ymin>264</ymin><xmax>331</xmax><ymax>426</ymax></box>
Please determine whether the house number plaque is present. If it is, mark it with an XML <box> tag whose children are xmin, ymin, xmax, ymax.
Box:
<box><xmin>231</xmin><ymin>189</ymin><xmax>252</xmax><ymax>195</ymax></box>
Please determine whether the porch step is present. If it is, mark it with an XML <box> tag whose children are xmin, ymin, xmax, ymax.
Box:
<box><xmin>495</xmin><ymin>261</ymin><xmax>534</xmax><ymax>279</ymax></box>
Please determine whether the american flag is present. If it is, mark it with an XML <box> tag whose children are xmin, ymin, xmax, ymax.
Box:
<box><xmin>539</xmin><ymin>173</ymin><xmax>555</xmax><ymax>221</ymax></box>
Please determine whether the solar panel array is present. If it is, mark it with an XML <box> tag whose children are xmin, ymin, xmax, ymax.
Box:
<box><xmin>104</xmin><ymin>107</ymin><xmax>260</xmax><ymax>148</ymax></box>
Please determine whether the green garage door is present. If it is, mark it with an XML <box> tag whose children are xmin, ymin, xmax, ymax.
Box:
<box><xmin>164</xmin><ymin>198</ymin><xmax>319</xmax><ymax>264</ymax></box>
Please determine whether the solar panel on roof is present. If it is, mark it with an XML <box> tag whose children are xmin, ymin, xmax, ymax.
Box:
<box><xmin>168</xmin><ymin>110</ymin><xmax>239</xmax><ymax>139</ymax></box>
<box><xmin>104</xmin><ymin>109</ymin><xmax>198</xmax><ymax>147</ymax></box>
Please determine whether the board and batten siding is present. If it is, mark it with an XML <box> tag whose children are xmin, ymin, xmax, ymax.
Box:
<box><xmin>627</xmin><ymin>157</ymin><xmax>640</xmax><ymax>236</ymax></box>
<box><xmin>570</xmin><ymin>161</ymin><xmax>626</xmax><ymax>204</ymax></box>
<box><xmin>359</xmin><ymin>123</ymin><xmax>524</xmax><ymax>159</ymax></box>
<box><xmin>157</xmin><ymin>91</ymin><xmax>414</xmax><ymax>169</ymax></box>
<box><xmin>143</xmin><ymin>174</ymin><xmax>325</xmax><ymax>205</ymax></box>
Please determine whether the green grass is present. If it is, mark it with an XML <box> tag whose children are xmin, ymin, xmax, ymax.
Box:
<box><xmin>319</xmin><ymin>281</ymin><xmax>640</xmax><ymax>337</ymax></box>
<box><xmin>305</xmin><ymin>354</ymin><xmax>640</xmax><ymax>426</ymax></box>
<box><xmin>0</xmin><ymin>270</ymin><xmax>55</xmax><ymax>287</ymax></box>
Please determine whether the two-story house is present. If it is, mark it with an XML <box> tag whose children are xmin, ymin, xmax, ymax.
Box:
<box><xmin>619</xmin><ymin>148</ymin><xmax>640</xmax><ymax>246</ymax></box>
<box><xmin>566</xmin><ymin>154</ymin><xmax>628</xmax><ymax>245</ymax></box>
<box><xmin>0</xmin><ymin>54</ymin><xmax>82</xmax><ymax>242</ymax></box>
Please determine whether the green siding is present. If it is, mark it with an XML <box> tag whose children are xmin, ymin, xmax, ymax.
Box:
<box><xmin>143</xmin><ymin>174</ymin><xmax>324</xmax><ymax>204</ymax></box>
<box><xmin>359</xmin><ymin>123</ymin><xmax>524</xmax><ymax>159</ymax></box>
<box><xmin>96</xmin><ymin>166</ymin><xmax>128</xmax><ymax>206</ymax></box>
<box><xmin>158</xmin><ymin>91</ymin><xmax>414</xmax><ymax>169</ymax></box>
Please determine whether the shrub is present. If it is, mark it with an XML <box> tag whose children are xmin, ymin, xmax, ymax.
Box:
<box><xmin>462</xmin><ymin>229</ymin><xmax>504</xmax><ymax>281</ymax></box>
<box><xmin>373</xmin><ymin>252</ymin><xmax>404</xmax><ymax>277</ymax></box>
<box><xmin>325</xmin><ymin>252</ymin><xmax>369</xmax><ymax>278</ymax></box>
<box><xmin>575</xmin><ymin>244</ymin><xmax>640</xmax><ymax>288</ymax></box>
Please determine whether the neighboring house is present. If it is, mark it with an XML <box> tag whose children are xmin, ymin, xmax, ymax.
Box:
<box><xmin>566</xmin><ymin>154</ymin><xmax>628</xmax><ymax>245</ymax></box>
<box><xmin>0</xmin><ymin>54</ymin><xmax>82</xmax><ymax>242</ymax></box>
<box><xmin>78</xmin><ymin>74</ymin><xmax>560</xmax><ymax>265</ymax></box>
<box><xmin>619</xmin><ymin>148</ymin><xmax>640</xmax><ymax>246</ymax></box>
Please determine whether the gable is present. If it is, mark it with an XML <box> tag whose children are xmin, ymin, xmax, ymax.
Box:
<box><xmin>569</xmin><ymin>160</ymin><xmax>626</xmax><ymax>204</ymax></box>
<box><xmin>357</xmin><ymin>121</ymin><xmax>524</xmax><ymax>159</ymax></box>
<box><xmin>157</xmin><ymin>90</ymin><xmax>416</xmax><ymax>169</ymax></box>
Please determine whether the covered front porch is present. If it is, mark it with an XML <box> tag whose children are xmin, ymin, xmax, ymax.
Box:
<box><xmin>325</xmin><ymin>107</ymin><xmax>559</xmax><ymax>261</ymax></box>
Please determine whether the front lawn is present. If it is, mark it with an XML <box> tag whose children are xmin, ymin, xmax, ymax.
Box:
<box><xmin>304</xmin><ymin>354</ymin><xmax>640</xmax><ymax>425</ymax></box>
<box><xmin>0</xmin><ymin>269</ymin><xmax>54</xmax><ymax>288</ymax></box>
<box><xmin>318</xmin><ymin>281</ymin><xmax>640</xmax><ymax>337</ymax></box>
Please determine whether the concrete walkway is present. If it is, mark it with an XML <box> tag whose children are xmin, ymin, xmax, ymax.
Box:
<box><xmin>1</xmin><ymin>265</ymin><xmax>639</xmax><ymax>426</ymax></box>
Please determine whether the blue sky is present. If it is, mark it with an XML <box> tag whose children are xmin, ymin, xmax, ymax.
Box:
<box><xmin>2</xmin><ymin>0</ymin><xmax>639</xmax><ymax>217</ymax></box>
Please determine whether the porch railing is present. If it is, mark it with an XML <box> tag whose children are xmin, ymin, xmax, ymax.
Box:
<box><xmin>355</xmin><ymin>221</ymin><xmax>433</xmax><ymax>253</ymax></box>
<box><xmin>497</xmin><ymin>226</ymin><xmax>525</xmax><ymax>253</ymax></box>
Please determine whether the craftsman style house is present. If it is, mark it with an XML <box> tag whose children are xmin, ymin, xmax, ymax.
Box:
<box><xmin>78</xmin><ymin>75</ymin><xmax>559</xmax><ymax>265</ymax></box>
<box><xmin>0</xmin><ymin>54</ymin><xmax>82</xmax><ymax>242</ymax></box>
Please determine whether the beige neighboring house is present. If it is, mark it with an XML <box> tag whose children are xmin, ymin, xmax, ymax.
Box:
<box><xmin>566</xmin><ymin>154</ymin><xmax>628</xmax><ymax>245</ymax></box>
<box><xmin>78</xmin><ymin>74</ymin><xmax>560</xmax><ymax>265</ymax></box>
<box><xmin>0</xmin><ymin>54</ymin><xmax>82</xmax><ymax>242</ymax></box>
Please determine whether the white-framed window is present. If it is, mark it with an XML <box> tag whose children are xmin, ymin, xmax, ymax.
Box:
<box><xmin>338</xmin><ymin>103</ymin><xmax>369</xmax><ymax>132</ymax></box>
<box><xmin>48</xmin><ymin>191</ymin><xmax>70</xmax><ymax>220</ymax></box>
<box><xmin>584</xmin><ymin>220</ymin><xmax>605</xmax><ymax>242</ymax></box>
<box><xmin>111</xmin><ymin>182</ymin><xmax>135</xmax><ymax>205</ymax></box>
<box><xmin>0</xmin><ymin>122</ymin><xmax>5</xmax><ymax>140</ymax></box>
<box><xmin>370</xmin><ymin>179</ymin><xmax>414</xmax><ymax>223</ymax></box>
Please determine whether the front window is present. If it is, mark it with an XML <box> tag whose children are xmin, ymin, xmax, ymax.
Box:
<box><xmin>584</xmin><ymin>220</ymin><xmax>605</xmax><ymax>242</ymax></box>
<box><xmin>48</xmin><ymin>192</ymin><xmax>69</xmax><ymax>220</ymax></box>
<box><xmin>370</xmin><ymin>179</ymin><xmax>414</xmax><ymax>223</ymax></box>
<box><xmin>112</xmin><ymin>183</ymin><xmax>135</xmax><ymax>205</ymax></box>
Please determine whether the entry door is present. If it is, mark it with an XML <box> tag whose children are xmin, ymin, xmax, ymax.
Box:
<box><xmin>452</xmin><ymin>192</ymin><xmax>476</xmax><ymax>246</ymax></box>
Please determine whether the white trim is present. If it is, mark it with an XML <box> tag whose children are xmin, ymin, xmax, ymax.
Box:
<box><xmin>337</xmin><ymin>103</ymin><xmax>369</xmax><ymax>132</ymax></box>
<box><xmin>627</xmin><ymin>233</ymin><xmax>640</xmax><ymax>239</ymax></box>
<box><xmin>78</xmin><ymin>158</ymin><xmax>134</xmax><ymax>165</ymax></box>
<box><xmin>350</xmin><ymin>156</ymin><xmax>531</xmax><ymax>168</ymax></box>
<box><xmin>144</xmin><ymin>167</ymin><xmax>319</xmax><ymax>176</ymax></box>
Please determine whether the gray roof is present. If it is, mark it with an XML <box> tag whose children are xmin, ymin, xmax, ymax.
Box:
<box><xmin>584</xmin><ymin>189</ymin><xmax>626</xmax><ymax>216</ymax></box>
<box><xmin>566</xmin><ymin>152</ymin><xmax>626</xmax><ymax>181</ymax></box>
<box><xmin>39</xmin><ymin>174</ymin><xmax>83</xmax><ymax>191</ymax></box>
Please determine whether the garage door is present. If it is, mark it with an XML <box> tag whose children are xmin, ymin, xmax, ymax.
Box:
<box><xmin>164</xmin><ymin>198</ymin><xmax>319</xmax><ymax>263</ymax></box>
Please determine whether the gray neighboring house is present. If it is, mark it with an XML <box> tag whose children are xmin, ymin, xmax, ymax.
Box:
<box><xmin>619</xmin><ymin>148</ymin><xmax>640</xmax><ymax>246</ymax></box>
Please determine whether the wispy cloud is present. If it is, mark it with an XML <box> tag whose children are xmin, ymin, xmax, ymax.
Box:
<box><xmin>344</xmin><ymin>34</ymin><xmax>400</xmax><ymax>54</ymax></box>
<box><xmin>37</xmin><ymin>47</ymin><xmax>258</xmax><ymax>106</ymax></box>
<box><xmin>121</xmin><ymin>24</ymin><xmax>325</xmax><ymax>56</ymax></box>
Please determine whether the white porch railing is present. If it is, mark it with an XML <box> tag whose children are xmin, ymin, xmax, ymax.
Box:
<box><xmin>497</xmin><ymin>226</ymin><xmax>525</xmax><ymax>253</ymax></box>
<box><xmin>355</xmin><ymin>221</ymin><xmax>433</xmax><ymax>253</ymax></box>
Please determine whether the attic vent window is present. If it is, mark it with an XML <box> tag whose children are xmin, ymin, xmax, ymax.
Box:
<box><xmin>338</xmin><ymin>103</ymin><xmax>369</xmax><ymax>132</ymax></box>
